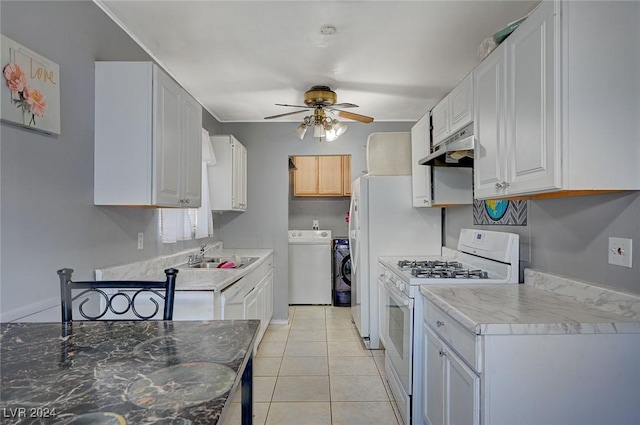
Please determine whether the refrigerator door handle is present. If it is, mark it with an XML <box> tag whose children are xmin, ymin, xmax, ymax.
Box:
<box><xmin>348</xmin><ymin>191</ymin><xmax>357</xmax><ymax>274</ymax></box>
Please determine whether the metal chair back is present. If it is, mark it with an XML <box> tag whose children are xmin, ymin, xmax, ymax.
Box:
<box><xmin>57</xmin><ymin>268</ymin><xmax>178</xmax><ymax>322</ymax></box>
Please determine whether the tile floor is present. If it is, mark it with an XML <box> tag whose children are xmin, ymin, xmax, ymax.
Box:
<box><xmin>222</xmin><ymin>305</ymin><xmax>401</xmax><ymax>425</ymax></box>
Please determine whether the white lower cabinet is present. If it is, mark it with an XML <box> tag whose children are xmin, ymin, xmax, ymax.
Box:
<box><xmin>421</xmin><ymin>298</ymin><xmax>640</xmax><ymax>425</ymax></box>
<box><xmin>423</xmin><ymin>321</ymin><xmax>479</xmax><ymax>425</ymax></box>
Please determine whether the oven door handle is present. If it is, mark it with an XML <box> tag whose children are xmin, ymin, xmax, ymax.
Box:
<box><xmin>381</xmin><ymin>279</ymin><xmax>412</xmax><ymax>308</ymax></box>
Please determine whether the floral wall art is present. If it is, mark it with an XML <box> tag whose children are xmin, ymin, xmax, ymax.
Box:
<box><xmin>1</xmin><ymin>34</ymin><xmax>60</xmax><ymax>135</ymax></box>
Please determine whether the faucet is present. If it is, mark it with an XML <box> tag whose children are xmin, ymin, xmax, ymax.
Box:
<box><xmin>188</xmin><ymin>244</ymin><xmax>208</xmax><ymax>266</ymax></box>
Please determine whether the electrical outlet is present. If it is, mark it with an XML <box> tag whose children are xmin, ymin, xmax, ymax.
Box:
<box><xmin>137</xmin><ymin>232</ymin><xmax>144</xmax><ymax>250</ymax></box>
<box><xmin>608</xmin><ymin>237</ymin><xmax>632</xmax><ymax>268</ymax></box>
<box><xmin>313</xmin><ymin>220</ymin><xmax>319</xmax><ymax>230</ymax></box>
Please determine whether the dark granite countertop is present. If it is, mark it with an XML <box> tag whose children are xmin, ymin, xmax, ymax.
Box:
<box><xmin>0</xmin><ymin>320</ymin><xmax>259</xmax><ymax>425</ymax></box>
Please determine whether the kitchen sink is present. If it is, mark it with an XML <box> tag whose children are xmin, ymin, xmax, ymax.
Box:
<box><xmin>177</xmin><ymin>256</ymin><xmax>259</xmax><ymax>270</ymax></box>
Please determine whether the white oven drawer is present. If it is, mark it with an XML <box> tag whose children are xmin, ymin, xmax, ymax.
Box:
<box><xmin>424</xmin><ymin>299</ymin><xmax>478</xmax><ymax>371</ymax></box>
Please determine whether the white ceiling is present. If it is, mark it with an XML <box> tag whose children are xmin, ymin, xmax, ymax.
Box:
<box><xmin>97</xmin><ymin>0</ymin><xmax>540</xmax><ymax>123</ymax></box>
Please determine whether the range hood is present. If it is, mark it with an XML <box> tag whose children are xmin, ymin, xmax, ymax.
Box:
<box><xmin>419</xmin><ymin>122</ymin><xmax>474</xmax><ymax>167</ymax></box>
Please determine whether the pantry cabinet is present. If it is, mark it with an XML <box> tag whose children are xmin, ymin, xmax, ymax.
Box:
<box><xmin>209</xmin><ymin>135</ymin><xmax>247</xmax><ymax>211</ymax></box>
<box><xmin>431</xmin><ymin>73</ymin><xmax>473</xmax><ymax>147</ymax></box>
<box><xmin>293</xmin><ymin>155</ymin><xmax>351</xmax><ymax>197</ymax></box>
<box><xmin>94</xmin><ymin>62</ymin><xmax>202</xmax><ymax>207</ymax></box>
<box><xmin>474</xmin><ymin>1</ymin><xmax>640</xmax><ymax>199</ymax></box>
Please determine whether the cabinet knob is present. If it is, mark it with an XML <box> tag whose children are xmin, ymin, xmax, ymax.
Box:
<box><xmin>184</xmin><ymin>198</ymin><xmax>190</xmax><ymax>204</ymax></box>
<box><xmin>436</xmin><ymin>320</ymin><xmax>445</xmax><ymax>327</ymax></box>
<box><xmin>495</xmin><ymin>182</ymin><xmax>503</xmax><ymax>189</ymax></box>
<box><xmin>423</xmin><ymin>199</ymin><xmax>428</xmax><ymax>204</ymax></box>
<box><xmin>439</xmin><ymin>349</ymin><xmax>447</xmax><ymax>357</ymax></box>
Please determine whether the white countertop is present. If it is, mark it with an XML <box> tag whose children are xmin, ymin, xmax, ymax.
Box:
<box><xmin>95</xmin><ymin>245</ymin><xmax>274</xmax><ymax>292</ymax></box>
<box><xmin>174</xmin><ymin>249</ymin><xmax>274</xmax><ymax>291</ymax></box>
<box><xmin>420</xmin><ymin>269</ymin><xmax>640</xmax><ymax>336</ymax></box>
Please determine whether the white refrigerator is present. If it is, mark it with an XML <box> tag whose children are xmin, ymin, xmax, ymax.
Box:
<box><xmin>349</xmin><ymin>175</ymin><xmax>441</xmax><ymax>349</ymax></box>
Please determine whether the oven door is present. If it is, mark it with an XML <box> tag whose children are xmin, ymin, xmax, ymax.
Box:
<box><xmin>379</xmin><ymin>274</ymin><xmax>414</xmax><ymax>395</ymax></box>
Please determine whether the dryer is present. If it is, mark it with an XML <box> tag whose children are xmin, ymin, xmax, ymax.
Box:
<box><xmin>332</xmin><ymin>238</ymin><xmax>351</xmax><ymax>306</ymax></box>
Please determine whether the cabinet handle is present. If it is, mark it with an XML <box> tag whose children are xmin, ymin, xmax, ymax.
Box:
<box><xmin>436</xmin><ymin>320</ymin><xmax>445</xmax><ymax>327</ymax></box>
<box><xmin>423</xmin><ymin>199</ymin><xmax>428</xmax><ymax>204</ymax></box>
<box><xmin>184</xmin><ymin>199</ymin><xmax>190</xmax><ymax>204</ymax></box>
<box><xmin>495</xmin><ymin>182</ymin><xmax>503</xmax><ymax>189</ymax></box>
<box><xmin>439</xmin><ymin>349</ymin><xmax>447</xmax><ymax>357</ymax></box>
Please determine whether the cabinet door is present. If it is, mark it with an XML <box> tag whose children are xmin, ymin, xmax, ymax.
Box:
<box><xmin>449</xmin><ymin>73</ymin><xmax>474</xmax><ymax>133</ymax></box>
<box><xmin>506</xmin><ymin>0</ymin><xmax>560</xmax><ymax>195</ymax></box>
<box><xmin>474</xmin><ymin>43</ymin><xmax>508</xmax><ymax>199</ymax></box>
<box><xmin>231</xmin><ymin>139</ymin><xmax>247</xmax><ymax>210</ymax></box>
<box><xmin>173</xmin><ymin>291</ymin><xmax>215</xmax><ymax>321</ymax></box>
<box><xmin>446</xmin><ymin>345</ymin><xmax>480</xmax><ymax>425</ymax></box>
<box><xmin>244</xmin><ymin>286</ymin><xmax>259</xmax><ymax>321</ymax></box>
<box><xmin>263</xmin><ymin>270</ymin><xmax>273</xmax><ymax>324</ymax></box>
<box><xmin>431</xmin><ymin>99</ymin><xmax>449</xmax><ymax>146</ymax></box>
<box><xmin>424</xmin><ymin>325</ymin><xmax>445</xmax><ymax>425</ymax></box>
<box><xmin>411</xmin><ymin>112</ymin><xmax>432</xmax><ymax>207</ymax></box>
<box><xmin>181</xmin><ymin>94</ymin><xmax>202</xmax><ymax>207</ymax></box>
<box><xmin>153</xmin><ymin>67</ymin><xmax>183</xmax><ymax>206</ymax></box>
<box><xmin>318</xmin><ymin>156</ymin><xmax>343</xmax><ymax>195</ymax></box>
<box><xmin>342</xmin><ymin>155</ymin><xmax>351</xmax><ymax>196</ymax></box>
<box><xmin>293</xmin><ymin>156</ymin><xmax>319</xmax><ymax>195</ymax></box>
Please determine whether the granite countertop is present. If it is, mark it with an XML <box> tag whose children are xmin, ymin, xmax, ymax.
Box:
<box><xmin>96</xmin><ymin>246</ymin><xmax>274</xmax><ymax>292</ymax></box>
<box><xmin>420</xmin><ymin>269</ymin><xmax>640</xmax><ymax>336</ymax></box>
<box><xmin>0</xmin><ymin>320</ymin><xmax>259</xmax><ymax>425</ymax></box>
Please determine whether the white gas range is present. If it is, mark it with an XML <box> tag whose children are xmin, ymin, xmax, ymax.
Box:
<box><xmin>378</xmin><ymin>228</ymin><xmax>520</xmax><ymax>425</ymax></box>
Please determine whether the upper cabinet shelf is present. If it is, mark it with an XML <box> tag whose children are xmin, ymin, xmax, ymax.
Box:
<box><xmin>473</xmin><ymin>1</ymin><xmax>640</xmax><ymax>200</ymax></box>
<box><xmin>94</xmin><ymin>62</ymin><xmax>202</xmax><ymax>207</ymax></box>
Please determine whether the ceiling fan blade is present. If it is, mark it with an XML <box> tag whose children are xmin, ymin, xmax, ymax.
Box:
<box><xmin>332</xmin><ymin>102</ymin><xmax>359</xmax><ymax>108</ymax></box>
<box><xmin>264</xmin><ymin>110</ymin><xmax>309</xmax><ymax>120</ymax></box>
<box><xmin>336</xmin><ymin>110</ymin><xmax>374</xmax><ymax>124</ymax></box>
<box><xmin>275</xmin><ymin>103</ymin><xmax>312</xmax><ymax>108</ymax></box>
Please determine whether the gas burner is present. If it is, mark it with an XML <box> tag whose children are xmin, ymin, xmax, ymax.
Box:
<box><xmin>409</xmin><ymin>265</ymin><xmax>489</xmax><ymax>279</ymax></box>
<box><xmin>397</xmin><ymin>260</ymin><xmax>462</xmax><ymax>270</ymax></box>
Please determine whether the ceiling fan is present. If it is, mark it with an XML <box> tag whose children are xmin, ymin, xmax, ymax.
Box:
<box><xmin>264</xmin><ymin>85</ymin><xmax>374</xmax><ymax>141</ymax></box>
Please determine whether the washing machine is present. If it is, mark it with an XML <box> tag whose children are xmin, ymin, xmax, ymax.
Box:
<box><xmin>332</xmin><ymin>238</ymin><xmax>351</xmax><ymax>306</ymax></box>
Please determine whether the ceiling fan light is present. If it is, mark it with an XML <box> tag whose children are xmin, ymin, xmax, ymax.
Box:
<box><xmin>313</xmin><ymin>124</ymin><xmax>326</xmax><ymax>139</ymax></box>
<box><xmin>325</xmin><ymin>126</ymin><xmax>338</xmax><ymax>142</ymax></box>
<box><xmin>293</xmin><ymin>123</ymin><xmax>308</xmax><ymax>140</ymax></box>
<box><xmin>332</xmin><ymin>120</ymin><xmax>348</xmax><ymax>137</ymax></box>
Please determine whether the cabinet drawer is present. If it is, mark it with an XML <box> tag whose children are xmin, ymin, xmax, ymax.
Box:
<box><xmin>424</xmin><ymin>300</ymin><xmax>478</xmax><ymax>371</ymax></box>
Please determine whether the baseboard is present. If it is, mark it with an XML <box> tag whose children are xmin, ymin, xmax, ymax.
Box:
<box><xmin>1</xmin><ymin>296</ymin><xmax>59</xmax><ymax>322</ymax></box>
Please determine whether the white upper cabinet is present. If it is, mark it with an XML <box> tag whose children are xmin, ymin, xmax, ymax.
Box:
<box><xmin>412</xmin><ymin>112</ymin><xmax>473</xmax><ymax>208</ymax></box>
<box><xmin>432</xmin><ymin>73</ymin><xmax>474</xmax><ymax>147</ymax></box>
<box><xmin>474</xmin><ymin>1</ymin><xmax>640</xmax><ymax>199</ymax></box>
<box><xmin>209</xmin><ymin>135</ymin><xmax>247</xmax><ymax>211</ymax></box>
<box><xmin>411</xmin><ymin>112</ymin><xmax>433</xmax><ymax>207</ymax></box>
<box><xmin>94</xmin><ymin>62</ymin><xmax>202</xmax><ymax>207</ymax></box>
